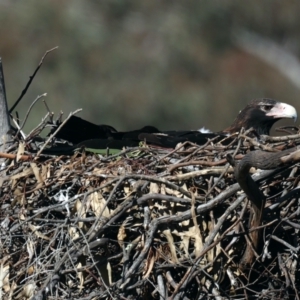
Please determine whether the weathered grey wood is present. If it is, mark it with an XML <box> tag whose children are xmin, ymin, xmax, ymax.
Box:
<box><xmin>0</xmin><ymin>58</ymin><xmax>11</xmax><ymax>152</ymax></box>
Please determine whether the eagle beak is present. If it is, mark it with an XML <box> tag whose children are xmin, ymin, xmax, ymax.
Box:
<box><xmin>266</xmin><ymin>102</ymin><xmax>297</xmax><ymax>122</ymax></box>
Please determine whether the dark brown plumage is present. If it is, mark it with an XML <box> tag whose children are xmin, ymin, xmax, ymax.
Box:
<box><xmin>49</xmin><ymin>98</ymin><xmax>297</xmax><ymax>151</ymax></box>
<box><xmin>223</xmin><ymin>98</ymin><xmax>297</xmax><ymax>136</ymax></box>
<box><xmin>231</xmin><ymin>146</ymin><xmax>298</xmax><ymax>267</ymax></box>
<box><xmin>139</xmin><ymin>98</ymin><xmax>297</xmax><ymax>147</ymax></box>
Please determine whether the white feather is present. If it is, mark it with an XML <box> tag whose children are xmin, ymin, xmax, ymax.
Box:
<box><xmin>198</xmin><ymin>127</ymin><xmax>212</xmax><ymax>133</ymax></box>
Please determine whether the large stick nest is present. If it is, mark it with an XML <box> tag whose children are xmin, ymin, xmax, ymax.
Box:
<box><xmin>1</xmin><ymin>120</ymin><xmax>300</xmax><ymax>299</ymax></box>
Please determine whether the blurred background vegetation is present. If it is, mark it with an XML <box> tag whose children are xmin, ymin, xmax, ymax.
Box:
<box><xmin>1</xmin><ymin>0</ymin><xmax>300</xmax><ymax>134</ymax></box>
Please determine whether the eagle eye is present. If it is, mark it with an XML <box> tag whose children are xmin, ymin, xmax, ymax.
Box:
<box><xmin>261</xmin><ymin>105</ymin><xmax>273</xmax><ymax>112</ymax></box>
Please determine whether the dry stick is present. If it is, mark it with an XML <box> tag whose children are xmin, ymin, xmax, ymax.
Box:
<box><xmin>86</xmin><ymin>192</ymin><xmax>193</xmax><ymax>244</ymax></box>
<box><xmin>270</xmin><ymin>235</ymin><xmax>298</xmax><ymax>252</ymax></box>
<box><xmin>25</xmin><ymin>112</ymin><xmax>50</xmax><ymax>141</ymax></box>
<box><xmin>147</xmin><ymin>138</ymin><xmax>219</xmax><ymax>173</ymax></box>
<box><xmin>121</xmin><ymin>168</ymin><xmax>290</xmax><ymax>292</ymax></box>
<box><xmin>170</xmin><ymin>215</ymin><xmax>244</xmax><ymax>300</ymax></box>
<box><xmin>11</xmin><ymin>116</ymin><xmax>26</xmax><ymax>140</ymax></box>
<box><xmin>171</xmin><ymin>195</ymin><xmax>246</xmax><ymax>299</ymax></box>
<box><xmin>15</xmin><ymin>93</ymin><xmax>47</xmax><ymax>138</ymax></box>
<box><xmin>14</xmin><ymin>147</ymin><xmax>296</xmax><ymax>296</ymax></box>
<box><xmin>9</xmin><ymin>180</ymin><xmax>115</xmax><ymax>234</ymax></box>
<box><xmin>122</xmin><ymin>174</ymin><xmax>197</xmax><ymax>199</ymax></box>
<box><xmin>72</xmin><ymin>192</ymin><xmax>191</xmax><ymax>259</ymax></box>
<box><xmin>277</xmin><ymin>254</ymin><xmax>291</xmax><ymax>289</ymax></box>
<box><xmin>30</xmin><ymin>218</ymin><xmax>112</xmax><ymax>299</ymax></box>
<box><xmin>31</xmin><ymin>187</ymin><xmax>157</xmax><ymax>299</ymax></box>
<box><xmin>284</xmin><ymin>219</ymin><xmax>300</xmax><ymax>229</ymax></box>
<box><xmin>168</xmin><ymin>154</ymin><xmax>244</xmax><ymax>172</ymax></box>
<box><xmin>100</xmin><ymin>147</ymin><xmax>153</xmax><ymax>163</ymax></box>
<box><xmin>175</xmin><ymin>136</ymin><xmax>223</xmax><ymax>164</ymax></box>
<box><xmin>240</xmin><ymin>135</ymin><xmax>278</xmax><ymax>152</ymax></box>
<box><xmin>217</xmin><ymin>132</ymin><xmax>241</xmax><ymax>146</ymax></box>
<box><xmin>165</xmin><ymin>166</ymin><xmax>234</xmax><ymax>181</ymax></box>
<box><xmin>31</xmin><ymin>252</ymin><xmax>70</xmax><ymax>300</ymax></box>
<box><xmin>275</xmin><ymin>127</ymin><xmax>299</xmax><ymax>136</ymax></box>
<box><xmin>204</xmin><ymin>194</ymin><xmax>246</xmax><ymax>248</ymax></box>
<box><xmin>35</xmin><ymin>109</ymin><xmax>82</xmax><ymax>158</ymax></box>
<box><xmin>84</xmin><ymin>147</ymin><xmax>143</xmax><ymax>172</ymax></box>
<box><xmin>224</xmin><ymin>199</ymin><xmax>249</xmax><ymax>253</ymax></box>
<box><xmin>9</xmin><ymin>164</ymin><xmax>296</xmax><ymax>298</ymax></box>
<box><xmin>119</xmin><ymin>169</ymin><xmax>279</xmax><ymax>290</ymax></box>
<box><xmin>9</xmin><ymin>46</ymin><xmax>58</xmax><ymax>114</ymax></box>
<box><xmin>261</xmin><ymin>133</ymin><xmax>300</xmax><ymax>142</ymax></box>
<box><xmin>267</xmin><ymin>187</ymin><xmax>300</xmax><ymax>211</ymax></box>
<box><xmin>146</xmin><ymin>141</ymin><xmax>189</xmax><ymax>167</ymax></box>
<box><xmin>86</xmin><ymin>175</ymin><xmax>126</xmax><ymax>242</ymax></box>
<box><xmin>0</xmin><ymin>151</ymin><xmax>31</xmax><ymax>161</ymax></box>
<box><xmin>42</xmin><ymin>99</ymin><xmax>54</xmax><ymax>123</ymax></box>
<box><xmin>73</xmin><ymin>226</ymin><xmax>114</xmax><ymax>299</ymax></box>
<box><xmin>205</xmin><ymin>132</ymin><xmax>243</xmax><ymax>198</ymax></box>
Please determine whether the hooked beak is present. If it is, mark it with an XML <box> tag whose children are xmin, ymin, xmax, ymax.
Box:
<box><xmin>266</xmin><ymin>102</ymin><xmax>297</xmax><ymax>122</ymax></box>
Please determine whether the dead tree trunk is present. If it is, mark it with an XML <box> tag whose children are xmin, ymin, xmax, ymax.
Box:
<box><xmin>0</xmin><ymin>58</ymin><xmax>11</xmax><ymax>152</ymax></box>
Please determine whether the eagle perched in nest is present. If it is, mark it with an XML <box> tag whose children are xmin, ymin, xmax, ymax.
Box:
<box><xmin>51</xmin><ymin>98</ymin><xmax>297</xmax><ymax>150</ymax></box>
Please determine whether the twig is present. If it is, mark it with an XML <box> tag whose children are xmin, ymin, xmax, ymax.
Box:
<box><xmin>15</xmin><ymin>93</ymin><xmax>47</xmax><ymax>137</ymax></box>
<box><xmin>35</xmin><ymin>109</ymin><xmax>82</xmax><ymax>157</ymax></box>
<box><xmin>9</xmin><ymin>46</ymin><xmax>58</xmax><ymax>113</ymax></box>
